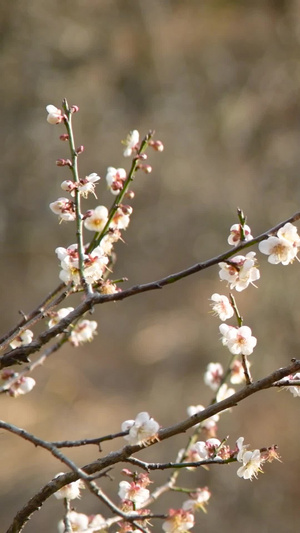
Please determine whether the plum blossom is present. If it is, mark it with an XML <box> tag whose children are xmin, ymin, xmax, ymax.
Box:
<box><xmin>106</xmin><ymin>167</ymin><xmax>127</xmax><ymax>195</ymax></box>
<box><xmin>162</xmin><ymin>509</ymin><xmax>194</xmax><ymax>532</ymax></box>
<box><xmin>123</xmin><ymin>130</ymin><xmax>139</xmax><ymax>157</ymax></box>
<box><xmin>61</xmin><ymin>173</ymin><xmax>100</xmax><ymax>198</ymax></box>
<box><xmin>49</xmin><ymin>197</ymin><xmax>75</xmax><ymax>222</ymax></box>
<box><xmin>110</xmin><ymin>205</ymin><xmax>132</xmax><ymax>230</ymax></box>
<box><xmin>70</xmin><ymin>319</ymin><xmax>98</xmax><ymax>347</ymax></box>
<box><xmin>118</xmin><ymin>481</ymin><xmax>150</xmax><ymax>507</ymax></box>
<box><xmin>55</xmin><ymin>243</ymin><xmax>108</xmax><ymax>285</ymax></box>
<box><xmin>193</xmin><ymin>438</ymin><xmax>222</xmax><ymax>460</ymax></box>
<box><xmin>46</xmin><ymin>104</ymin><xmax>63</xmax><ymax>124</ymax></box>
<box><xmin>47</xmin><ymin>307</ymin><xmax>74</xmax><ymax>329</ymax></box>
<box><xmin>84</xmin><ymin>205</ymin><xmax>109</xmax><ymax>232</ymax></box>
<box><xmin>219</xmin><ymin>324</ymin><xmax>257</xmax><ymax>356</ymax></box>
<box><xmin>57</xmin><ymin>511</ymin><xmax>106</xmax><ymax>533</ymax></box>
<box><xmin>236</xmin><ymin>438</ymin><xmax>263</xmax><ymax>480</ymax></box>
<box><xmin>182</xmin><ymin>487</ymin><xmax>211</xmax><ymax>513</ymax></box>
<box><xmin>210</xmin><ymin>293</ymin><xmax>234</xmax><ymax>321</ymax></box>
<box><xmin>228</xmin><ymin>224</ymin><xmax>253</xmax><ymax>246</ymax></box>
<box><xmin>219</xmin><ymin>252</ymin><xmax>260</xmax><ymax>291</ymax></box>
<box><xmin>10</xmin><ymin>329</ymin><xmax>34</xmax><ymax>349</ymax></box>
<box><xmin>122</xmin><ymin>412</ymin><xmax>159</xmax><ymax>445</ymax></box>
<box><xmin>204</xmin><ymin>362</ymin><xmax>224</xmax><ymax>391</ymax></box>
<box><xmin>258</xmin><ymin>223</ymin><xmax>300</xmax><ymax>265</ymax></box>
<box><xmin>54</xmin><ymin>474</ymin><xmax>84</xmax><ymax>500</ymax></box>
<box><xmin>8</xmin><ymin>376</ymin><xmax>36</xmax><ymax>397</ymax></box>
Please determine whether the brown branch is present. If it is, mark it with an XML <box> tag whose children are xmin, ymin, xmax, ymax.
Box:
<box><xmin>2</xmin><ymin>212</ymin><xmax>300</xmax><ymax>370</ymax></box>
<box><xmin>6</xmin><ymin>359</ymin><xmax>300</xmax><ymax>533</ymax></box>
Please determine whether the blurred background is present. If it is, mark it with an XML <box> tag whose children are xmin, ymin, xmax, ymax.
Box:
<box><xmin>1</xmin><ymin>0</ymin><xmax>300</xmax><ymax>531</ymax></box>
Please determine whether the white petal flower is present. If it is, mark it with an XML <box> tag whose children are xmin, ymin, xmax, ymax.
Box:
<box><xmin>187</xmin><ymin>405</ymin><xmax>219</xmax><ymax>430</ymax></box>
<box><xmin>216</xmin><ymin>383</ymin><xmax>235</xmax><ymax>402</ymax></box>
<box><xmin>84</xmin><ymin>205</ymin><xmax>109</xmax><ymax>232</ymax></box>
<box><xmin>123</xmin><ymin>130</ymin><xmax>139</xmax><ymax>157</ymax></box>
<box><xmin>237</xmin><ymin>449</ymin><xmax>263</xmax><ymax>480</ymax></box>
<box><xmin>194</xmin><ymin>438</ymin><xmax>221</xmax><ymax>460</ymax></box>
<box><xmin>10</xmin><ymin>330</ymin><xmax>34</xmax><ymax>349</ymax></box>
<box><xmin>46</xmin><ymin>104</ymin><xmax>63</xmax><ymax>124</ymax></box>
<box><xmin>54</xmin><ymin>474</ymin><xmax>84</xmax><ymax>500</ymax></box>
<box><xmin>228</xmin><ymin>224</ymin><xmax>253</xmax><ymax>246</ymax></box>
<box><xmin>210</xmin><ymin>294</ymin><xmax>234</xmax><ymax>321</ymax></box>
<box><xmin>50</xmin><ymin>197</ymin><xmax>75</xmax><ymax>222</ymax></box>
<box><xmin>106</xmin><ymin>167</ymin><xmax>127</xmax><ymax>195</ymax></box>
<box><xmin>118</xmin><ymin>480</ymin><xmax>150</xmax><ymax>507</ymax></box>
<box><xmin>219</xmin><ymin>324</ymin><xmax>257</xmax><ymax>356</ymax></box>
<box><xmin>70</xmin><ymin>320</ymin><xmax>98</xmax><ymax>347</ymax></box>
<box><xmin>259</xmin><ymin>236</ymin><xmax>297</xmax><ymax>265</ymax></box>
<box><xmin>182</xmin><ymin>487</ymin><xmax>211</xmax><ymax>512</ymax></box>
<box><xmin>48</xmin><ymin>307</ymin><xmax>74</xmax><ymax>329</ymax></box>
<box><xmin>162</xmin><ymin>509</ymin><xmax>194</xmax><ymax>532</ymax></box>
<box><xmin>204</xmin><ymin>362</ymin><xmax>224</xmax><ymax>391</ymax></box>
<box><xmin>276</xmin><ymin>372</ymin><xmax>300</xmax><ymax>397</ymax></box>
<box><xmin>122</xmin><ymin>412</ymin><xmax>159</xmax><ymax>445</ymax></box>
<box><xmin>9</xmin><ymin>376</ymin><xmax>36</xmax><ymax>397</ymax></box>
<box><xmin>219</xmin><ymin>252</ymin><xmax>260</xmax><ymax>292</ymax></box>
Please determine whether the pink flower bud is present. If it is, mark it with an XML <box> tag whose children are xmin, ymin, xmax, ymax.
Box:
<box><xmin>70</xmin><ymin>105</ymin><xmax>79</xmax><ymax>113</ymax></box>
<box><xmin>59</xmin><ymin>134</ymin><xmax>69</xmax><ymax>141</ymax></box>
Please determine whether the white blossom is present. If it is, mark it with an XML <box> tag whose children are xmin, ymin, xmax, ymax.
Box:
<box><xmin>210</xmin><ymin>293</ymin><xmax>234</xmax><ymax>321</ymax></box>
<box><xmin>48</xmin><ymin>307</ymin><xmax>74</xmax><ymax>329</ymax></box>
<box><xmin>219</xmin><ymin>252</ymin><xmax>260</xmax><ymax>291</ymax></box>
<box><xmin>228</xmin><ymin>224</ymin><xmax>253</xmax><ymax>246</ymax></box>
<box><xmin>10</xmin><ymin>330</ymin><xmax>34</xmax><ymax>349</ymax></box>
<box><xmin>276</xmin><ymin>373</ymin><xmax>300</xmax><ymax>397</ymax></box>
<box><xmin>70</xmin><ymin>319</ymin><xmax>98</xmax><ymax>347</ymax></box>
<box><xmin>84</xmin><ymin>205</ymin><xmax>109</xmax><ymax>232</ymax></box>
<box><xmin>123</xmin><ymin>130</ymin><xmax>139</xmax><ymax>157</ymax></box>
<box><xmin>162</xmin><ymin>509</ymin><xmax>194</xmax><ymax>532</ymax></box>
<box><xmin>237</xmin><ymin>449</ymin><xmax>263</xmax><ymax>480</ymax></box>
<box><xmin>55</xmin><ymin>243</ymin><xmax>108</xmax><ymax>286</ymax></box>
<box><xmin>122</xmin><ymin>412</ymin><xmax>159</xmax><ymax>445</ymax></box>
<box><xmin>204</xmin><ymin>362</ymin><xmax>224</xmax><ymax>391</ymax></box>
<box><xmin>50</xmin><ymin>197</ymin><xmax>76</xmax><ymax>222</ymax></box>
<box><xmin>219</xmin><ymin>324</ymin><xmax>257</xmax><ymax>356</ymax></box>
<box><xmin>46</xmin><ymin>104</ymin><xmax>63</xmax><ymax>124</ymax></box>
<box><xmin>54</xmin><ymin>474</ymin><xmax>84</xmax><ymax>500</ymax></box>
<box><xmin>258</xmin><ymin>223</ymin><xmax>300</xmax><ymax>265</ymax></box>
<box><xmin>182</xmin><ymin>487</ymin><xmax>211</xmax><ymax>512</ymax></box>
<box><xmin>106</xmin><ymin>167</ymin><xmax>126</xmax><ymax>195</ymax></box>
<box><xmin>216</xmin><ymin>383</ymin><xmax>235</xmax><ymax>403</ymax></box>
<box><xmin>118</xmin><ymin>480</ymin><xmax>150</xmax><ymax>507</ymax></box>
<box><xmin>194</xmin><ymin>438</ymin><xmax>222</xmax><ymax>460</ymax></box>
<box><xmin>9</xmin><ymin>376</ymin><xmax>36</xmax><ymax>397</ymax></box>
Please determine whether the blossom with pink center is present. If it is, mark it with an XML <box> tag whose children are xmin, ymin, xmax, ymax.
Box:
<box><xmin>162</xmin><ymin>509</ymin><xmax>194</xmax><ymax>532</ymax></box>
<box><xmin>118</xmin><ymin>481</ymin><xmax>150</xmax><ymax>507</ymax></box>
<box><xmin>123</xmin><ymin>130</ymin><xmax>139</xmax><ymax>157</ymax></box>
<box><xmin>84</xmin><ymin>205</ymin><xmax>109</xmax><ymax>232</ymax></box>
<box><xmin>46</xmin><ymin>104</ymin><xmax>63</xmax><ymax>124</ymax></box>
<box><xmin>55</xmin><ymin>243</ymin><xmax>108</xmax><ymax>285</ymax></box>
<box><xmin>204</xmin><ymin>362</ymin><xmax>224</xmax><ymax>391</ymax></box>
<box><xmin>228</xmin><ymin>224</ymin><xmax>253</xmax><ymax>246</ymax></box>
<box><xmin>210</xmin><ymin>293</ymin><xmax>234</xmax><ymax>321</ymax></box>
<box><xmin>122</xmin><ymin>412</ymin><xmax>159</xmax><ymax>445</ymax></box>
<box><xmin>219</xmin><ymin>252</ymin><xmax>260</xmax><ymax>292</ymax></box>
<box><xmin>50</xmin><ymin>197</ymin><xmax>75</xmax><ymax>222</ymax></box>
<box><xmin>237</xmin><ymin>448</ymin><xmax>263</xmax><ymax>480</ymax></box>
<box><xmin>219</xmin><ymin>324</ymin><xmax>257</xmax><ymax>356</ymax></box>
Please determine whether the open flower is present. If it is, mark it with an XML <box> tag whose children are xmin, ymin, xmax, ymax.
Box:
<box><xmin>106</xmin><ymin>167</ymin><xmax>127</xmax><ymax>195</ymax></box>
<box><xmin>122</xmin><ymin>412</ymin><xmax>159</xmax><ymax>445</ymax></box>
<box><xmin>50</xmin><ymin>197</ymin><xmax>75</xmax><ymax>222</ymax></box>
<box><xmin>10</xmin><ymin>330</ymin><xmax>34</xmax><ymax>349</ymax></box>
<box><xmin>210</xmin><ymin>294</ymin><xmax>234</xmax><ymax>321</ymax></box>
<box><xmin>219</xmin><ymin>324</ymin><xmax>257</xmax><ymax>356</ymax></box>
<box><xmin>162</xmin><ymin>509</ymin><xmax>194</xmax><ymax>532</ymax></box>
<box><xmin>55</xmin><ymin>243</ymin><xmax>108</xmax><ymax>285</ymax></box>
<box><xmin>84</xmin><ymin>205</ymin><xmax>109</xmax><ymax>232</ymax></box>
<box><xmin>123</xmin><ymin>130</ymin><xmax>139</xmax><ymax>157</ymax></box>
<box><xmin>69</xmin><ymin>319</ymin><xmax>98</xmax><ymax>347</ymax></box>
<box><xmin>8</xmin><ymin>376</ymin><xmax>36</xmax><ymax>397</ymax></box>
<box><xmin>219</xmin><ymin>252</ymin><xmax>260</xmax><ymax>291</ymax></box>
<box><xmin>258</xmin><ymin>223</ymin><xmax>300</xmax><ymax>265</ymax></box>
<box><xmin>182</xmin><ymin>487</ymin><xmax>211</xmax><ymax>513</ymax></box>
<box><xmin>118</xmin><ymin>480</ymin><xmax>150</xmax><ymax>507</ymax></box>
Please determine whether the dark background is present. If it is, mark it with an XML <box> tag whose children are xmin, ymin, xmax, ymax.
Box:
<box><xmin>1</xmin><ymin>1</ymin><xmax>300</xmax><ymax>531</ymax></box>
